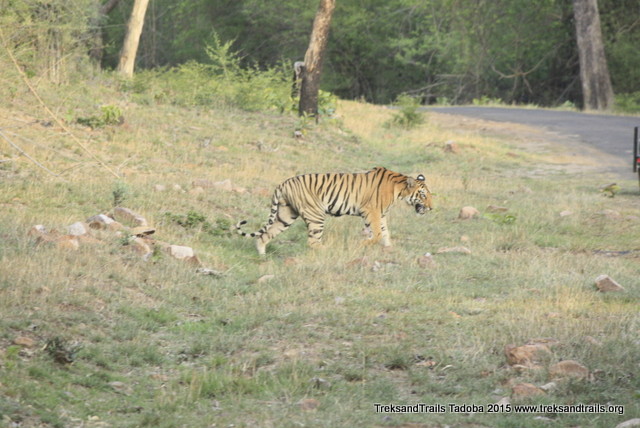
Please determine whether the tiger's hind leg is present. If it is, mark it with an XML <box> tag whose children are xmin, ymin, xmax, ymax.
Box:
<box><xmin>256</xmin><ymin>204</ymin><xmax>298</xmax><ymax>255</ymax></box>
<box><xmin>299</xmin><ymin>209</ymin><xmax>326</xmax><ymax>248</ymax></box>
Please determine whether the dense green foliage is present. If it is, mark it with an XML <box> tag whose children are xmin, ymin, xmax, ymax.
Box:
<box><xmin>2</xmin><ymin>0</ymin><xmax>640</xmax><ymax>108</ymax></box>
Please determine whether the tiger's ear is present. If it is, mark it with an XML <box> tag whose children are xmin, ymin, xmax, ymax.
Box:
<box><xmin>406</xmin><ymin>177</ymin><xmax>416</xmax><ymax>188</ymax></box>
<box><xmin>417</xmin><ymin>174</ymin><xmax>425</xmax><ymax>182</ymax></box>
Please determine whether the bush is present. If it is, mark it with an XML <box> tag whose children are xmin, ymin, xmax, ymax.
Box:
<box><xmin>77</xmin><ymin>105</ymin><xmax>124</xmax><ymax>129</ymax></box>
<box><xmin>123</xmin><ymin>34</ymin><xmax>292</xmax><ymax>112</ymax></box>
<box><xmin>615</xmin><ymin>92</ymin><xmax>640</xmax><ymax>114</ymax></box>
<box><xmin>387</xmin><ymin>94</ymin><xmax>424</xmax><ymax>129</ymax></box>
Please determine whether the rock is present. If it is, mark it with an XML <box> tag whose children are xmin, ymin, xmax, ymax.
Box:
<box><xmin>196</xmin><ymin>268</ymin><xmax>224</xmax><ymax>277</ymax></box>
<box><xmin>299</xmin><ymin>398</ymin><xmax>320</xmax><ymax>411</ymax></box>
<box><xmin>293</xmin><ymin>130</ymin><xmax>304</xmax><ymax>139</ymax></box>
<box><xmin>595</xmin><ymin>274</ymin><xmax>625</xmax><ymax>292</ymax></box>
<box><xmin>511</xmin><ymin>364</ymin><xmax>543</xmax><ymax>373</ymax></box>
<box><xmin>192</xmin><ymin>178</ymin><xmax>233</xmax><ymax>192</ymax></box>
<box><xmin>444</xmin><ymin>140</ymin><xmax>460</xmax><ymax>154</ymax></box>
<box><xmin>113</xmin><ymin>207</ymin><xmax>148</xmax><ymax>227</ymax></box>
<box><xmin>172</xmin><ymin>184</ymin><xmax>184</xmax><ymax>192</ymax></box>
<box><xmin>460</xmin><ymin>235</ymin><xmax>470</xmax><ymax>242</ymax></box>
<box><xmin>166</xmin><ymin>245</ymin><xmax>194</xmax><ymax>260</ymax></box>
<box><xmin>76</xmin><ymin>235</ymin><xmax>103</xmax><ymax>245</ymax></box>
<box><xmin>511</xmin><ymin>383</ymin><xmax>545</xmax><ymax>398</ymax></box>
<box><xmin>108</xmin><ymin>381</ymin><xmax>132</xmax><ymax>395</ymax></box>
<box><xmin>13</xmin><ymin>336</ymin><xmax>36</xmax><ymax>348</ymax></box>
<box><xmin>233</xmin><ymin>186</ymin><xmax>247</xmax><ymax>194</ymax></box>
<box><xmin>130</xmin><ymin>226</ymin><xmax>155</xmax><ymax>237</ymax></box>
<box><xmin>559</xmin><ymin>210</ymin><xmax>573</xmax><ymax>217</ymax></box>
<box><xmin>371</xmin><ymin>260</ymin><xmax>400</xmax><ymax>272</ymax></box>
<box><xmin>616</xmin><ymin>419</ymin><xmax>640</xmax><ymax>428</ymax></box>
<box><xmin>107</xmin><ymin>221</ymin><xmax>125</xmax><ymax>231</ymax></box>
<box><xmin>346</xmin><ymin>257</ymin><xmax>372</xmax><ymax>268</ymax></box>
<box><xmin>87</xmin><ymin>214</ymin><xmax>115</xmax><ymax>230</ymax></box>
<box><xmin>153</xmin><ymin>184</ymin><xmax>166</xmax><ymax>192</ymax></box>
<box><xmin>549</xmin><ymin>360</ymin><xmax>589</xmax><ymax>379</ymax></box>
<box><xmin>417</xmin><ymin>253</ymin><xmax>437</xmax><ymax>268</ymax></box>
<box><xmin>504</xmin><ymin>343</ymin><xmax>552</xmax><ymax>366</ymax></box>
<box><xmin>458</xmin><ymin>206</ymin><xmax>479</xmax><ymax>219</ymax></box>
<box><xmin>310</xmin><ymin>377</ymin><xmax>331</xmax><ymax>390</ymax></box>
<box><xmin>496</xmin><ymin>397</ymin><xmax>510</xmax><ymax>406</ymax></box>
<box><xmin>56</xmin><ymin>236</ymin><xmax>80</xmax><ymax>250</ymax></box>
<box><xmin>436</xmin><ymin>246</ymin><xmax>471</xmax><ymax>255</ymax></box>
<box><xmin>540</xmin><ymin>382</ymin><xmax>558</xmax><ymax>392</ymax></box>
<box><xmin>67</xmin><ymin>222</ymin><xmax>87</xmax><ymax>236</ymax></box>
<box><xmin>527</xmin><ymin>337</ymin><xmax>561</xmax><ymax>348</ymax></box>
<box><xmin>28</xmin><ymin>225</ymin><xmax>47</xmax><ymax>237</ymax></box>
<box><xmin>539</xmin><ymin>382</ymin><xmax>557</xmax><ymax>392</ymax></box>
<box><xmin>189</xmin><ymin>186</ymin><xmax>205</xmax><ymax>195</ymax></box>
<box><xmin>185</xmin><ymin>255</ymin><xmax>202</xmax><ymax>267</ymax></box>
<box><xmin>257</xmin><ymin>274</ymin><xmax>275</xmax><ymax>284</ymax></box>
<box><xmin>487</xmin><ymin>205</ymin><xmax>508</xmax><ymax>213</ymax></box>
<box><xmin>130</xmin><ymin>238</ymin><xmax>153</xmax><ymax>257</ymax></box>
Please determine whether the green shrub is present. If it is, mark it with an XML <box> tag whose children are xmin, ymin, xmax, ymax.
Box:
<box><xmin>387</xmin><ymin>94</ymin><xmax>425</xmax><ymax>129</ymax></box>
<box><xmin>124</xmin><ymin>34</ymin><xmax>292</xmax><ymax>112</ymax></box>
<box><xmin>77</xmin><ymin>105</ymin><xmax>124</xmax><ymax>129</ymax></box>
<box><xmin>615</xmin><ymin>91</ymin><xmax>640</xmax><ymax>114</ymax></box>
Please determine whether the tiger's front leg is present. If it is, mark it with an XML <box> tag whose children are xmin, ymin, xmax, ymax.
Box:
<box><xmin>362</xmin><ymin>213</ymin><xmax>391</xmax><ymax>247</ymax></box>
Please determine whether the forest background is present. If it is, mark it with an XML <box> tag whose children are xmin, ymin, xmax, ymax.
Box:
<box><xmin>2</xmin><ymin>0</ymin><xmax>640</xmax><ymax>110</ymax></box>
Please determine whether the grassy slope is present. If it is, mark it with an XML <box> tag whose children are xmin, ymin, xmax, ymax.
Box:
<box><xmin>0</xmin><ymin>80</ymin><xmax>639</xmax><ymax>428</ymax></box>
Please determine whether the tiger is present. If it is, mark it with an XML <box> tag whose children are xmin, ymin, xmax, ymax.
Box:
<box><xmin>235</xmin><ymin>166</ymin><xmax>433</xmax><ymax>255</ymax></box>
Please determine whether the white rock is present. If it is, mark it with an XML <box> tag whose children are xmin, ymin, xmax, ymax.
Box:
<box><xmin>67</xmin><ymin>222</ymin><xmax>87</xmax><ymax>236</ymax></box>
<box><xmin>87</xmin><ymin>214</ymin><xmax>114</xmax><ymax>225</ymax></box>
<box><xmin>166</xmin><ymin>245</ymin><xmax>194</xmax><ymax>260</ymax></box>
<box><xmin>113</xmin><ymin>207</ymin><xmax>148</xmax><ymax>227</ymax></box>
<box><xmin>616</xmin><ymin>419</ymin><xmax>640</xmax><ymax>428</ymax></box>
<box><xmin>28</xmin><ymin>225</ymin><xmax>47</xmax><ymax>237</ymax></box>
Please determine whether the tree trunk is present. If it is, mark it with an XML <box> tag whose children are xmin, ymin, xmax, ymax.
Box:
<box><xmin>117</xmin><ymin>0</ymin><xmax>150</xmax><ymax>78</ymax></box>
<box><xmin>298</xmin><ymin>0</ymin><xmax>336</xmax><ymax>118</ymax></box>
<box><xmin>573</xmin><ymin>0</ymin><xmax>614</xmax><ymax>111</ymax></box>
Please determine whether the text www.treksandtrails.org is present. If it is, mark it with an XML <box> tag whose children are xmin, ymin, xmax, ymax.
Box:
<box><xmin>374</xmin><ymin>403</ymin><xmax>625</xmax><ymax>415</ymax></box>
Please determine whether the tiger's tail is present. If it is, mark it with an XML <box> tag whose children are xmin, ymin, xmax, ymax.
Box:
<box><xmin>235</xmin><ymin>189</ymin><xmax>281</xmax><ymax>239</ymax></box>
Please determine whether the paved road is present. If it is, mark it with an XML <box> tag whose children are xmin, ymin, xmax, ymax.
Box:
<box><xmin>425</xmin><ymin>106</ymin><xmax>640</xmax><ymax>179</ymax></box>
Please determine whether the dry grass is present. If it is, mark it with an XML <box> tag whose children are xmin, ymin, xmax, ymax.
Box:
<box><xmin>0</xmin><ymin>77</ymin><xmax>639</xmax><ymax>428</ymax></box>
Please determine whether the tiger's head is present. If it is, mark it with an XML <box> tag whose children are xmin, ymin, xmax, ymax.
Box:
<box><xmin>402</xmin><ymin>174</ymin><xmax>433</xmax><ymax>215</ymax></box>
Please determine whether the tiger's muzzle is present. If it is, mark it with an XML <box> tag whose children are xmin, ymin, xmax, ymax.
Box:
<box><xmin>415</xmin><ymin>203</ymin><xmax>431</xmax><ymax>215</ymax></box>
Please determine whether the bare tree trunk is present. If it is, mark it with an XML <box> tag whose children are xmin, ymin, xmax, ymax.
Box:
<box><xmin>298</xmin><ymin>0</ymin><xmax>336</xmax><ymax>118</ymax></box>
<box><xmin>573</xmin><ymin>0</ymin><xmax>614</xmax><ymax>111</ymax></box>
<box><xmin>117</xmin><ymin>0</ymin><xmax>150</xmax><ymax>78</ymax></box>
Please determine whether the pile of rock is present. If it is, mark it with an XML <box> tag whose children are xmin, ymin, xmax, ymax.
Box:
<box><xmin>502</xmin><ymin>338</ymin><xmax>592</xmax><ymax>400</ymax></box>
<box><xmin>29</xmin><ymin>206</ymin><xmax>204</xmax><ymax>268</ymax></box>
